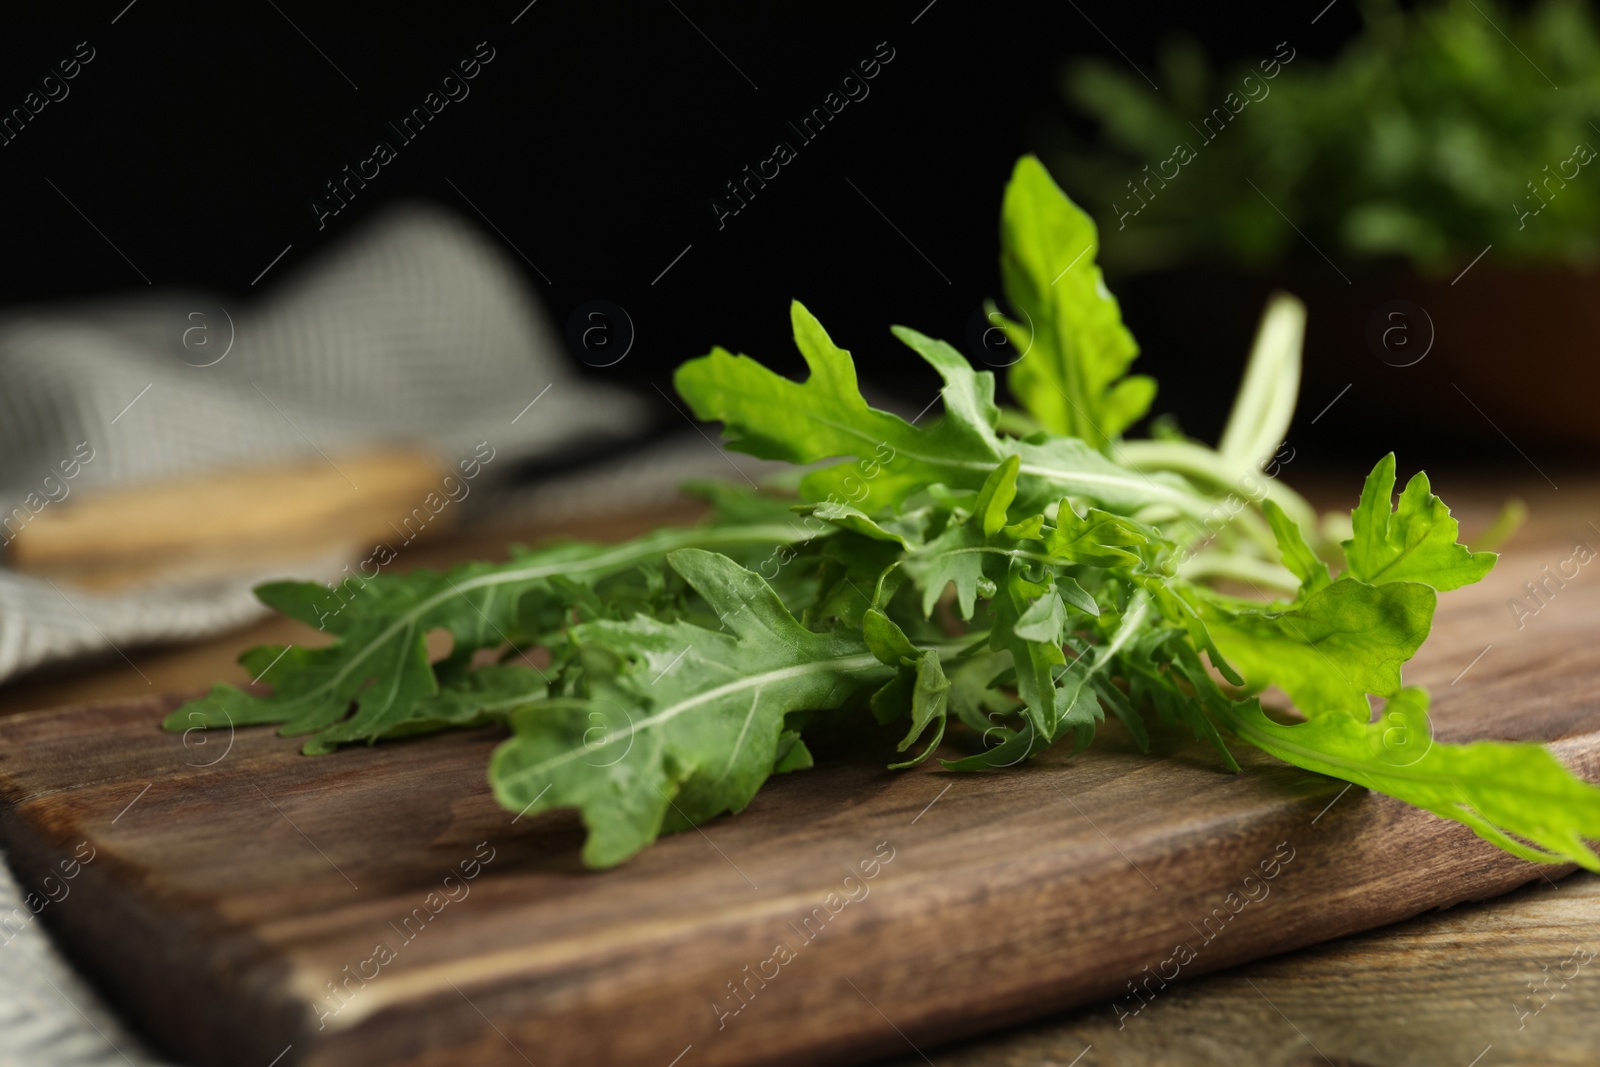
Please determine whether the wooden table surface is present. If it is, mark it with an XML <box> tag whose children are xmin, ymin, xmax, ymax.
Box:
<box><xmin>2</xmin><ymin>473</ymin><xmax>1597</xmax><ymax>1067</ymax></box>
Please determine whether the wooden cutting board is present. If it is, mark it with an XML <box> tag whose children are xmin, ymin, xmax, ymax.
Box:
<box><xmin>2</xmin><ymin>534</ymin><xmax>1598</xmax><ymax>1067</ymax></box>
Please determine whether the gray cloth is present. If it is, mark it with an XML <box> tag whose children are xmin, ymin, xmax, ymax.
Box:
<box><xmin>0</xmin><ymin>202</ymin><xmax>649</xmax><ymax>683</ymax></box>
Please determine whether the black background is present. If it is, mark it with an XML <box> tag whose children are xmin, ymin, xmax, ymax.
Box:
<box><xmin>3</xmin><ymin>1</ymin><xmax>1515</xmax><ymax>477</ymax></box>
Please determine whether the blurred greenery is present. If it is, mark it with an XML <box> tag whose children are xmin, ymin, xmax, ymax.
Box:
<box><xmin>1053</xmin><ymin>0</ymin><xmax>1600</xmax><ymax>274</ymax></box>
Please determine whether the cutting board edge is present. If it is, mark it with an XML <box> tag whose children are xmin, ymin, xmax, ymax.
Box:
<box><xmin>0</xmin><ymin>795</ymin><xmax>316</xmax><ymax>1067</ymax></box>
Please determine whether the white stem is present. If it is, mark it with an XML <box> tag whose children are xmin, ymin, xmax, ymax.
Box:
<box><xmin>1179</xmin><ymin>552</ymin><xmax>1299</xmax><ymax>592</ymax></box>
<box><xmin>1219</xmin><ymin>293</ymin><xmax>1305</xmax><ymax>471</ymax></box>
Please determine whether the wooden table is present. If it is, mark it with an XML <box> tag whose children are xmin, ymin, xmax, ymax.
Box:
<box><xmin>879</xmin><ymin>872</ymin><xmax>1600</xmax><ymax>1067</ymax></box>
<box><xmin>3</xmin><ymin>474</ymin><xmax>1597</xmax><ymax>1067</ymax></box>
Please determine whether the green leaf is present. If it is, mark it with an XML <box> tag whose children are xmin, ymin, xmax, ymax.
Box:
<box><xmin>899</xmin><ymin>518</ymin><xmax>994</xmax><ymax>620</ymax></box>
<box><xmin>1006</xmin><ymin>426</ymin><xmax>1204</xmax><ymax>518</ymax></box>
<box><xmin>898</xmin><ymin>487</ymin><xmax>1143</xmax><ymax>623</ymax></box>
<box><xmin>384</xmin><ymin>665</ymin><xmax>548</xmax><ymax>737</ymax></box>
<box><xmin>488</xmin><ymin>550</ymin><xmax>891</xmax><ymax>867</ymax></box>
<box><xmin>807</xmin><ymin>536</ymin><xmax>902</xmax><ymax>632</ymax></box>
<box><xmin>675</xmin><ymin>304</ymin><xmax>1209</xmax><ymax>518</ymax></box>
<box><xmin>163</xmin><ymin>523</ymin><xmax>811</xmax><ymax>754</ymax></box>
<box><xmin>946</xmin><ymin>652</ymin><xmax>1021</xmax><ymax>734</ymax></box>
<box><xmin>674</xmin><ymin>302</ymin><xmax>999</xmax><ymax>514</ymax></box>
<box><xmin>942</xmin><ymin>719</ymin><xmax>1051</xmax><ymax>771</ymax></box>
<box><xmin>1218</xmin><ymin>688</ymin><xmax>1600</xmax><ymax>871</ymax></box>
<box><xmin>1113</xmin><ymin>612</ymin><xmax>1236</xmax><ymax>772</ymax></box>
<box><xmin>999</xmin><ymin>155</ymin><xmax>1153</xmax><ymax>447</ymax></box>
<box><xmin>1198</xmin><ymin>578</ymin><xmax>1435</xmax><ymax>718</ymax></box>
<box><xmin>1055</xmin><ymin>575</ymin><xmax>1101</xmax><ymax>618</ymax></box>
<box><xmin>863</xmin><ymin>608</ymin><xmax>920</xmax><ymax>666</ymax></box>
<box><xmin>1144</xmin><ymin>580</ymin><xmax>1243</xmax><ymax>687</ymax></box>
<box><xmin>991</xmin><ymin>562</ymin><xmax>1069</xmax><ymax>740</ymax></box>
<box><xmin>1216</xmin><ymin>295</ymin><xmax>1305</xmax><ymax>475</ymax></box>
<box><xmin>1264</xmin><ymin>499</ymin><xmax>1332</xmax><ymax>595</ymax></box>
<box><xmin>1345</xmin><ymin>454</ymin><xmax>1496</xmax><ymax>592</ymax></box>
<box><xmin>1051</xmin><ymin>668</ymin><xmax>1106</xmax><ymax>751</ymax></box>
<box><xmin>773</xmin><ymin>730</ymin><xmax>814</xmax><ymax>773</ymax></box>
<box><xmin>975</xmin><ymin>454</ymin><xmax>1021</xmax><ymax>537</ymax></box>
<box><xmin>1012</xmin><ymin>589</ymin><xmax>1068</xmax><ymax>645</ymax></box>
<box><xmin>889</xmin><ymin>651</ymin><xmax>951</xmax><ymax>769</ymax></box>
<box><xmin>806</xmin><ymin>500</ymin><xmax>921</xmax><ymax>547</ymax></box>
<box><xmin>1044</xmin><ymin>503</ymin><xmax>1161</xmax><ymax>569</ymax></box>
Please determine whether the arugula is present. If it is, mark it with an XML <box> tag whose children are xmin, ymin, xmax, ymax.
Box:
<box><xmin>996</xmin><ymin>155</ymin><xmax>1153</xmax><ymax>447</ymax></box>
<box><xmin>1198</xmin><ymin>579</ymin><xmax>1435</xmax><ymax>719</ymax></box>
<box><xmin>174</xmin><ymin>522</ymin><xmax>817</xmax><ymax>755</ymax></box>
<box><xmin>1215</xmin><ymin>689</ymin><xmax>1600</xmax><ymax>868</ymax></box>
<box><xmin>1344</xmin><ymin>453</ymin><xmax>1497</xmax><ymax>591</ymax></box>
<box><xmin>491</xmin><ymin>549</ymin><xmax>891</xmax><ymax>868</ymax></box>
<box><xmin>675</xmin><ymin>307</ymin><xmax>1208</xmax><ymax>519</ymax></box>
<box><xmin>167</xmin><ymin>154</ymin><xmax>1600</xmax><ymax>872</ymax></box>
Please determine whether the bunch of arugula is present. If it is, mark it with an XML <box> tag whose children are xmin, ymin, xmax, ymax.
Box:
<box><xmin>168</xmin><ymin>156</ymin><xmax>1600</xmax><ymax>870</ymax></box>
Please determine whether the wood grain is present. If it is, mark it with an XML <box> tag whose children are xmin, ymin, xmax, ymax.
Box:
<box><xmin>878</xmin><ymin>873</ymin><xmax>1600</xmax><ymax>1067</ymax></box>
<box><xmin>1</xmin><ymin>491</ymin><xmax>1597</xmax><ymax>1067</ymax></box>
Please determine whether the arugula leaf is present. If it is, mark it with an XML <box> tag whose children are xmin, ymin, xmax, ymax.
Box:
<box><xmin>1198</xmin><ymin>455</ymin><xmax>1495</xmax><ymax>725</ymax></box>
<box><xmin>806</xmin><ymin>534</ymin><xmax>903</xmax><ymax>631</ymax></box>
<box><xmin>894</xmin><ymin>329</ymin><xmax>1202</xmax><ymax>518</ymax></box>
<box><xmin>862</xmin><ymin>607</ymin><xmax>920</xmax><ymax>665</ymax></box>
<box><xmin>894</xmin><ymin>466</ymin><xmax>1126</xmax><ymax>623</ymax></box>
<box><xmin>674</xmin><ymin>302</ymin><xmax>955</xmax><ymax>514</ymax></box>
<box><xmin>992</xmin><ymin>562</ymin><xmax>1070</xmax><ymax>741</ymax></box>
<box><xmin>807</xmin><ymin>500</ymin><xmax>922</xmax><ymax>548</ymax></box>
<box><xmin>1121</xmin><ymin>626</ymin><xmax>1237</xmax><ymax>771</ymax></box>
<box><xmin>164</xmin><ymin>522</ymin><xmax>811</xmax><ymax>754</ymax></box>
<box><xmin>888</xmin><ymin>652</ymin><xmax>951</xmax><ymax>769</ymax></box>
<box><xmin>1013</xmin><ymin>586</ymin><xmax>1071</xmax><ymax>642</ymax></box>
<box><xmin>997</xmin><ymin>155</ymin><xmax>1154</xmax><ymax>447</ymax></box>
<box><xmin>1044</xmin><ymin>503</ymin><xmax>1161</xmax><ymax>569</ymax></box>
<box><xmin>489</xmin><ymin>549</ymin><xmax>891</xmax><ymax>868</ymax></box>
<box><xmin>1264</xmin><ymin>499</ymin><xmax>1332</xmax><ymax>596</ymax></box>
<box><xmin>675</xmin><ymin>304</ymin><xmax>1210</xmax><ymax>518</ymax></box>
<box><xmin>385</xmin><ymin>665</ymin><xmax>548</xmax><ymax>736</ymax></box>
<box><xmin>1216</xmin><ymin>296</ymin><xmax>1305</xmax><ymax>478</ymax></box>
<box><xmin>946</xmin><ymin>652</ymin><xmax>1021</xmax><ymax>734</ymax></box>
<box><xmin>861</xmin><ymin>579</ymin><xmax>965</xmax><ymax>768</ymax></box>
<box><xmin>1345</xmin><ymin>453</ymin><xmax>1497</xmax><ymax>591</ymax></box>
<box><xmin>975</xmin><ymin>454</ymin><xmax>1021</xmax><ymax>536</ymax></box>
<box><xmin>1216</xmin><ymin>688</ymin><xmax>1600</xmax><ymax>871</ymax></box>
<box><xmin>1198</xmin><ymin>578</ymin><xmax>1435</xmax><ymax>719</ymax></box>
<box><xmin>899</xmin><ymin>517</ymin><xmax>994</xmax><ymax>620</ymax></box>
<box><xmin>773</xmin><ymin>730</ymin><xmax>815</xmax><ymax>773</ymax></box>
